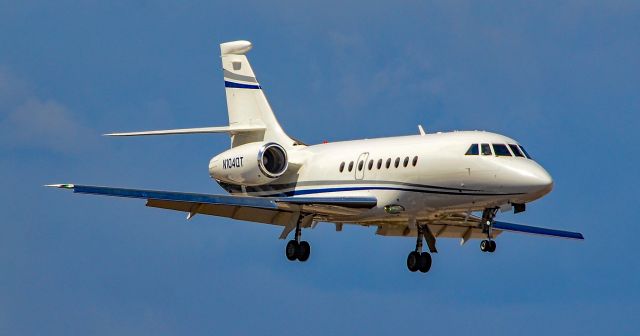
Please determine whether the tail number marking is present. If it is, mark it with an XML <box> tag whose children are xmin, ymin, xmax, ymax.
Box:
<box><xmin>223</xmin><ymin>157</ymin><xmax>244</xmax><ymax>169</ymax></box>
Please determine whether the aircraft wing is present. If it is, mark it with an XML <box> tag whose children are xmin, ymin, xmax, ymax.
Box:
<box><xmin>373</xmin><ymin>211</ymin><xmax>583</xmax><ymax>250</ymax></box>
<box><xmin>492</xmin><ymin>221</ymin><xmax>584</xmax><ymax>240</ymax></box>
<box><xmin>46</xmin><ymin>184</ymin><xmax>377</xmax><ymax>228</ymax></box>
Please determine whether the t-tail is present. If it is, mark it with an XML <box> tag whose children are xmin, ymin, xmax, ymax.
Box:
<box><xmin>105</xmin><ymin>40</ymin><xmax>296</xmax><ymax>149</ymax></box>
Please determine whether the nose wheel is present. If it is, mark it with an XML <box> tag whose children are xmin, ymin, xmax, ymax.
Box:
<box><xmin>480</xmin><ymin>239</ymin><xmax>496</xmax><ymax>253</ymax></box>
<box><xmin>406</xmin><ymin>224</ymin><xmax>432</xmax><ymax>273</ymax></box>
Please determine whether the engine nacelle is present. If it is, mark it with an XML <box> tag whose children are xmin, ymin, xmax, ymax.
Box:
<box><xmin>209</xmin><ymin>142</ymin><xmax>288</xmax><ymax>186</ymax></box>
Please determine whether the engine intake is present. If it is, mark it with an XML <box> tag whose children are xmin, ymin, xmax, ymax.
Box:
<box><xmin>258</xmin><ymin>143</ymin><xmax>288</xmax><ymax>178</ymax></box>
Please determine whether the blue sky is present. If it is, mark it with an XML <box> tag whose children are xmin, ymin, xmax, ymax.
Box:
<box><xmin>1</xmin><ymin>1</ymin><xmax>639</xmax><ymax>334</ymax></box>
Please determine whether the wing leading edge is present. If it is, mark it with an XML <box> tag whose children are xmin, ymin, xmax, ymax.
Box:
<box><xmin>45</xmin><ymin>184</ymin><xmax>377</xmax><ymax>218</ymax></box>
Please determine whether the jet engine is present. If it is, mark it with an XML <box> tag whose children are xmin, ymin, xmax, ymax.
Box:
<box><xmin>209</xmin><ymin>142</ymin><xmax>288</xmax><ymax>186</ymax></box>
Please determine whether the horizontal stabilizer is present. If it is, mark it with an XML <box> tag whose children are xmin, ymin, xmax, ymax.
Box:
<box><xmin>104</xmin><ymin>125</ymin><xmax>266</xmax><ymax>137</ymax></box>
<box><xmin>493</xmin><ymin>221</ymin><xmax>584</xmax><ymax>240</ymax></box>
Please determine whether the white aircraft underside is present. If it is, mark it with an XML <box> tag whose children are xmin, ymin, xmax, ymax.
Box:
<box><xmin>48</xmin><ymin>40</ymin><xmax>583</xmax><ymax>273</ymax></box>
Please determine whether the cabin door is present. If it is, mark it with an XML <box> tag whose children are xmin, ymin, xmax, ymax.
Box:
<box><xmin>355</xmin><ymin>152</ymin><xmax>369</xmax><ymax>180</ymax></box>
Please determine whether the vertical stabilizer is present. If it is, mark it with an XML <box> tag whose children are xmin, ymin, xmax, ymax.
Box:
<box><xmin>221</xmin><ymin>40</ymin><xmax>294</xmax><ymax>148</ymax></box>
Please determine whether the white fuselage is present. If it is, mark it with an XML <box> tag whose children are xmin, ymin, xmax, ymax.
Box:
<box><xmin>213</xmin><ymin>131</ymin><xmax>553</xmax><ymax>222</ymax></box>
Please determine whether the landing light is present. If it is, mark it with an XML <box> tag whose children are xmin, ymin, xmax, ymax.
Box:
<box><xmin>384</xmin><ymin>204</ymin><xmax>405</xmax><ymax>214</ymax></box>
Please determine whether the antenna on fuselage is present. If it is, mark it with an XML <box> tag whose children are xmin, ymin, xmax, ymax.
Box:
<box><xmin>418</xmin><ymin>125</ymin><xmax>426</xmax><ymax>136</ymax></box>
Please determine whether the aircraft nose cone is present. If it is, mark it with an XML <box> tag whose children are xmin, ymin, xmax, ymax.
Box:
<box><xmin>527</xmin><ymin>164</ymin><xmax>553</xmax><ymax>195</ymax></box>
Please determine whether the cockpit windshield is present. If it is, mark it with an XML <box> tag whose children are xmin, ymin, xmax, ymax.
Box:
<box><xmin>481</xmin><ymin>144</ymin><xmax>492</xmax><ymax>155</ymax></box>
<box><xmin>519</xmin><ymin>145</ymin><xmax>532</xmax><ymax>159</ymax></box>
<box><xmin>509</xmin><ymin>144</ymin><xmax>524</xmax><ymax>157</ymax></box>
<box><xmin>465</xmin><ymin>144</ymin><xmax>479</xmax><ymax>155</ymax></box>
<box><xmin>492</xmin><ymin>144</ymin><xmax>511</xmax><ymax>157</ymax></box>
<box><xmin>464</xmin><ymin>143</ymin><xmax>533</xmax><ymax>159</ymax></box>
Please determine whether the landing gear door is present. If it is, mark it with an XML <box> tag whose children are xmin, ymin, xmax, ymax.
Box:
<box><xmin>355</xmin><ymin>152</ymin><xmax>369</xmax><ymax>180</ymax></box>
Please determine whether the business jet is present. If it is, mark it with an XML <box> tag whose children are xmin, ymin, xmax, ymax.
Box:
<box><xmin>48</xmin><ymin>40</ymin><xmax>583</xmax><ymax>274</ymax></box>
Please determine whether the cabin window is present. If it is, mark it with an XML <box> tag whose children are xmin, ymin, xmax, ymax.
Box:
<box><xmin>358</xmin><ymin>160</ymin><xmax>364</xmax><ymax>171</ymax></box>
<box><xmin>481</xmin><ymin>143</ymin><xmax>492</xmax><ymax>156</ymax></box>
<box><xmin>492</xmin><ymin>144</ymin><xmax>512</xmax><ymax>157</ymax></box>
<box><xmin>412</xmin><ymin>156</ymin><xmax>418</xmax><ymax>166</ymax></box>
<box><xmin>377</xmin><ymin>159</ymin><xmax>382</xmax><ymax>169</ymax></box>
<box><xmin>339</xmin><ymin>162</ymin><xmax>345</xmax><ymax>172</ymax></box>
<box><xmin>519</xmin><ymin>145</ymin><xmax>532</xmax><ymax>159</ymax></box>
<box><xmin>403</xmin><ymin>157</ymin><xmax>409</xmax><ymax>167</ymax></box>
<box><xmin>465</xmin><ymin>144</ymin><xmax>479</xmax><ymax>155</ymax></box>
<box><xmin>348</xmin><ymin>161</ymin><xmax>354</xmax><ymax>172</ymax></box>
<box><xmin>394</xmin><ymin>157</ymin><xmax>400</xmax><ymax>168</ymax></box>
<box><xmin>368</xmin><ymin>160</ymin><xmax>374</xmax><ymax>170</ymax></box>
<box><xmin>509</xmin><ymin>144</ymin><xmax>524</xmax><ymax>157</ymax></box>
<box><xmin>386</xmin><ymin>158</ymin><xmax>391</xmax><ymax>169</ymax></box>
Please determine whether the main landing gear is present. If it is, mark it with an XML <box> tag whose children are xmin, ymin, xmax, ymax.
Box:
<box><xmin>480</xmin><ymin>208</ymin><xmax>498</xmax><ymax>253</ymax></box>
<box><xmin>406</xmin><ymin>224</ymin><xmax>432</xmax><ymax>273</ymax></box>
<box><xmin>285</xmin><ymin>216</ymin><xmax>311</xmax><ymax>262</ymax></box>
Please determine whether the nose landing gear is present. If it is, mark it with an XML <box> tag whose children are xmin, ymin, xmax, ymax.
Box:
<box><xmin>480</xmin><ymin>208</ymin><xmax>498</xmax><ymax>253</ymax></box>
<box><xmin>406</xmin><ymin>224</ymin><xmax>433</xmax><ymax>273</ymax></box>
<box><xmin>480</xmin><ymin>239</ymin><xmax>496</xmax><ymax>252</ymax></box>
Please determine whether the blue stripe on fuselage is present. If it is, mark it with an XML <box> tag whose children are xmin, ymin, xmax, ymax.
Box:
<box><xmin>249</xmin><ymin>185</ymin><xmax>524</xmax><ymax>197</ymax></box>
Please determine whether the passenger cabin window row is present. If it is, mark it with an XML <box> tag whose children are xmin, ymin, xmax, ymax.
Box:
<box><xmin>465</xmin><ymin>143</ymin><xmax>532</xmax><ymax>159</ymax></box>
<box><xmin>339</xmin><ymin>156</ymin><xmax>418</xmax><ymax>172</ymax></box>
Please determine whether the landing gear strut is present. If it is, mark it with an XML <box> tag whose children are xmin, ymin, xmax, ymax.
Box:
<box><xmin>480</xmin><ymin>208</ymin><xmax>498</xmax><ymax>253</ymax></box>
<box><xmin>285</xmin><ymin>216</ymin><xmax>311</xmax><ymax>262</ymax></box>
<box><xmin>406</xmin><ymin>224</ymin><xmax>432</xmax><ymax>273</ymax></box>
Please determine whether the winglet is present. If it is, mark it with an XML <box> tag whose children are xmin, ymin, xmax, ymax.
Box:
<box><xmin>45</xmin><ymin>184</ymin><xmax>75</xmax><ymax>189</ymax></box>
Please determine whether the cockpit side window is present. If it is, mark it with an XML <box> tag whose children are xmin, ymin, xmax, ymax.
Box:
<box><xmin>481</xmin><ymin>143</ymin><xmax>492</xmax><ymax>155</ymax></box>
<box><xmin>519</xmin><ymin>145</ymin><xmax>532</xmax><ymax>159</ymax></box>
<box><xmin>492</xmin><ymin>144</ymin><xmax>512</xmax><ymax>157</ymax></box>
<box><xmin>509</xmin><ymin>144</ymin><xmax>524</xmax><ymax>157</ymax></box>
<box><xmin>465</xmin><ymin>144</ymin><xmax>479</xmax><ymax>155</ymax></box>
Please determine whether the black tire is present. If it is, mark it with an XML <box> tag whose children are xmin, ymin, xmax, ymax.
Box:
<box><xmin>480</xmin><ymin>240</ymin><xmax>489</xmax><ymax>252</ymax></box>
<box><xmin>406</xmin><ymin>251</ymin><xmax>420</xmax><ymax>272</ymax></box>
<box><xmin>286</xmin><ymin>240</ymin><xmax>299</xmax><ymax>261</ymax></box>
<box><xmin>489</xmin><ymin>240</ymin><xmax>497</xmax><ymax>253</ymax></box>
<box><xmin>419</xmin><ymin>252</ymin><xmax>432</xmax><ymax>273</ymax></box>
<box><xmin>298</xmin><ymin>241</ymin><xmax>311</xmax><ymax>262</ymax></box>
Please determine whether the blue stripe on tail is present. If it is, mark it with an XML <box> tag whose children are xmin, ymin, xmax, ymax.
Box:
<box><xmin>224</xmin><ymin>81</ymin><xmax>261</xmax><ymax>89</ymax></box>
